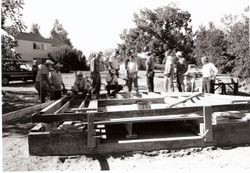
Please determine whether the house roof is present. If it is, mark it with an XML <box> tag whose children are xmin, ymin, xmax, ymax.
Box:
<box><xmin>15</xmin><ymin>32</ymin><xmax>52</xmax><ymax>43</ymax></box>
<box><xmin>46</xmin><ymin>38</ymin><xmax>66</xmax><ymax>47</ymax></box>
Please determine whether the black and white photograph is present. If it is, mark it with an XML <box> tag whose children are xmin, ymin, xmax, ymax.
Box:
<box><xmin>1</xmin><ymin>0</ymin><xmax>250</xmax><ymax>172</ymax></box>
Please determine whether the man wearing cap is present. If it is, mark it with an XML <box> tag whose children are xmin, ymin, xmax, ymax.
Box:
<box><xmin>35</xmin><ymin>60</ymin><xmax>54</xmax><ymax>103</ymax></box>
<box><xmin>49</xmin><ymin>63</ymin><xmax>65</xmax><ymax>100</ymax></box>
<box><xmin>90</xmin><ymin>53</ymin><xmax>101</xmax><ymax>99</ymax></box>
<box><xmin>146</xmin><ymin>52</ymin><xmax>155</xmax><ymax>92</ymax></box>
<box><xmin>109</xmin><ymin>50</ymin><xmax>120</xmax><ymax>77</ymax></box>
<box><xmin>106</xmin><ymin>69</ymin><xmax>123</xmax><ymax>98</ymax></box>
<box><xmin>72</xmin><ymin>71</ymin><xmax>91</xmax><ymax>99</ymax></box>
<box><xmin>175</xmin><ymin>51</ymin><xmax>187</xmax><ymax>92</ymax></box>
<box><xmin>201</xmin><ymin>56</ymin><xmax>218</xmax><ymax>93</ymax></box>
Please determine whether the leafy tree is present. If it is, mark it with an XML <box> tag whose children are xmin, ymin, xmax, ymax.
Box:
<box><xmin>119</xmin><ymin>4</ymin><xmax>194</xmax><ymax>64</ymax></box>
<box><xmin>50</xmin><ymin>19</ymin><xmax>72</xmax><ymax>47</ymax></box>
<box><xmin>1</xmin><ymin>0</ymin><xmax>26</xmax><ymax>60</ymax></box>
<box><xmin>48</xmin><ymin>45</ymin><xmax>87</xmax><ymax>71</ymax></box>
<box><xmin>30</xmin><ymin>23</ymin><xmax>40</xmax><ymax>35</ymax></box>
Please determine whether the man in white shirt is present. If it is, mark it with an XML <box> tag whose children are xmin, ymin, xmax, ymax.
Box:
<box><xmin>164</xmin><ymin>51</ymin><xmax>174</xmax><ymax>92</ymax></box>
<box><xmin>201</xmin><ymin>56</ymin><xmax>218</xmax><ymax>93</ymax></box>
<box><xmin>109</xmin><ymin>50</ymin><xmax>120</xmax><ymax>77</ymax></box>
<box><xmin>106</xmin><ymin>69</ymin><xmax>123</xmax><ymax>98</ymax></box>
<box><xmin>127</xmin><ymin>55</ymin><xmax>139</xmax><ymax>92</ymax></box>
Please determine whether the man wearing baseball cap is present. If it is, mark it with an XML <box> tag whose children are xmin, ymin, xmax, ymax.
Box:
<box><xmin>34</xmin><ymin>59</ymin><xmax>54</xmax><ymax>103</ymax></box>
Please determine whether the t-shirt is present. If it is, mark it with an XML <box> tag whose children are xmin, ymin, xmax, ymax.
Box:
<box><xmin>202</xmin><ymin>63</ymin><xmax>218</xmax><ymax>78</ymax></box>
<box><xmin>109</xmin><ymin>56</ymin><xmax>119</xmax><ymax>70</ymax></box>
<box><xmin>127</xmin><ymin>61</ymin><xmax>138</xmax><ymax>74</ymax></box>
<box><xmin>176</xmin><ymin>58</ymin><xmax>187</xmax><ymax>75</ymax></box>
<box><xmin>106</xmin><ymin>74</ymin><xmax>118</xmax><ymax>85</ymax></box>
<box><xmin>35</xmin><ymin>65</ymin><xmax>50</xmax><ymax>82</ymax></box>
<box><xmin>164</xmin><ymin>56</ymin><xmax>174</xmax><ymax>76</ymax></box>
<box><xmin>50</xmin><ymin>69</ymin><xmax>63</xmax><ymax>90</ymax></box>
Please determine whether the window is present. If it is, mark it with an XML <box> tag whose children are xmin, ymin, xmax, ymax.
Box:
<box><xmin>33</xmin><ymin>43</ymin><xmax>40</xmax><ymax>49</ymax></box>
<box><xmin>33</xmin><ymin>43</ymin><xmax>37</xmax><ymax>49</ymax></box>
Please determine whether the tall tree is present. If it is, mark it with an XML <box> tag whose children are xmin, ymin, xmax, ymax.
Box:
<box><xmin>1</xmin><ymin>0</ymin><xmax>26</xmax><ymax>59</ymax></box>
<box><xmin>119</xmin><ymin>4</ymin><xmax>194</xmax><ymax>64</ymax></box>
<box><xmin>30</xmin><ymin>23</ymin><xmax>40</xmax><ymax>35</ymax></box>
<box><xmin>50</xmin><ymin>19</ymin><xmax>72</xmax><ymax>47</ymax></box>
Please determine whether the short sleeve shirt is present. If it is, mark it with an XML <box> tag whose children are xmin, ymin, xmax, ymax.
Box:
<box><xmin>109</xmin><ymin>56</ymin><xmax>119</xmax><ymax>70</ymax></box>
<box><xmin>35</xmin><ymin>65</ymin><xmax>50</xmax><ymax>82</ymax></box>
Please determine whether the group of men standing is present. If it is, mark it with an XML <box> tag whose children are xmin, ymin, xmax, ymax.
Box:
<box><xmin>34</xmin><ymin>49</ymin><xmax>218</xmax><ymax>103</ymax></box>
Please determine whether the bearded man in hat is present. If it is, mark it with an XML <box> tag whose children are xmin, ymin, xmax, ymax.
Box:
<box><xmin>49</xmin><ymin>63</ymin><xmax>65</xmax><ymax>100</ymax></box>
<box><xmin>35</xmin><ymin>59</ymin><xmax>54</xmax><ymax>103</ymax></box>
<box><xmin>201</xmin><ymin>56</ymin><xmax>218</xmax><ymax>93</ymax></box>
<box><xmin>175</xmin><ymin>51</ymin><xmax>187</xmax><ymax>92</ymax></box>
<box><xmin>106</xmin><ymin>69</ymin><xmax>123</xmax><ymax>98</ymax></box>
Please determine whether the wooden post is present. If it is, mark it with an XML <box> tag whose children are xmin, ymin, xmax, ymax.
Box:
<box><xmin>203</xmin><ymin>106</ymin><xmax>213</xmax><ymax>142</ymax></box>
<box><xmin>87</xmin><ymin>113</ymin><xmax>96</xmax><ymax>148</ymax></box>
<box><xmin>233</xmin><ymin>83</ymin><xmax>238</xmax><ymax>95</ymax></box>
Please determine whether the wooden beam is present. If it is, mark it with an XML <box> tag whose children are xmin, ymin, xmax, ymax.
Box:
<box><xmin>98</xmin><ymin>97</ymin><xmax>164</xmax><ymax>107</ymax></box>
<box><xmin>87</xmin><ymin>114</ymin><xmax>96</xmax><ymax>148</ymax></box>
<box><xmin>3</xmin><ymin>100</ymin><xmax>54</xmax><ymax>123</ymax></box>
<box><xmin>203</xmin><ymin>106</ymin><xmax>213</xmax><ymax>142</ymax></box>
<box><xmin>54</xmin><ymin>99</ymin><xmax>72</xmax><ymax>114</ymax></box>
<box><xmin>40</xmin><ymin>96</ymin><xmax>68</xmax><ymax>114</ymax></box>
<box><xmin>169</xmin><ymin>92</ymin><xmax>204</xmax><ymax>108</ymax></box>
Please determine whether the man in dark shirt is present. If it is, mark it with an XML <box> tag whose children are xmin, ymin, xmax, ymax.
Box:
<box><xmin>175</xmin><ymin>51</ymin><xmax>187</xmax><ymax>92</ymax></box>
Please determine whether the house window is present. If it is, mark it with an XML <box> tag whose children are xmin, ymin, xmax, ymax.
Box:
<box><xmin>33</xmin><ymin>43</ymin><xmax>37</xmax><ymax>49</ymax></box>
<box><xmin>33</xmin><ymin>43</ymin><xmax>40</xmax><ymax>49</ymax></box>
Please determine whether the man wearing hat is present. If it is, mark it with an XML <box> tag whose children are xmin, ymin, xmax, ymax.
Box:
<box><xmin>106</xmin><ymin>69</ymin><xmax>123</xmax><ymax>98</ymax></box>
<box><xmin>175</xmin><ymin>51</ymin><xmax>187</xmax><ymax>92</ymax></box>
<box><xmin>35</xmin><ymin>59</ymin><xmax>54</xmax><ymax>103</ymax></box>
<box><xmin>49</xmin><ymin>63</ymin><xmax>65</xmax><ymax>100</ymax></box>
<box><xmin>201</xmin><ymin>56</ymin><xmax>218</xmax><ymax>93</ymax></box>
<box><xmin>72</xmin><ymin>71</ymin><xmax>91</xmax><ymax>99</ymax></box>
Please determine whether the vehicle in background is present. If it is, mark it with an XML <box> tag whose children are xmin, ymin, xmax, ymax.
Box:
<box><xmin>2</xmin><ymin>60</ymin><xmax>34</xmax><ymax>86</ymax></box>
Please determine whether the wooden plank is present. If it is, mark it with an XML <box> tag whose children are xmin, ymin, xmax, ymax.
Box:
<box><xmin>169</xmin><ymin>92</ymin><xmax>204</xmax><ymax>108</ymax></box>
<box><xmin>98</xmin><ymin>97</ymin><xmax>164</xmax><ymax>107</ymax></box>
<box><xmin>54</xmin><ymin>99</ymin><xmax>72</xmax><ymax>114</ymax></box>
<box><xmin>87</xmin><ymin>114</ymin><xmax>96</xmax><ymax>148</ymax></box>
<box><xmin>40</xmin><ymin>96</ymin><xmax>67</xmax><ymax>114</ymax></box>
<box><xmin>79</xmin><ymin>99</ymin><xmax>86</xmax><ymax>109</ymax></box>
<box><xmin>119</xmin><ymin>136</ymin><xmax>203</xmax><ymax>144</ymax></box>
<box><xmin>30</xmin><ymin>123</ymin><xmax>44</xmax><ymax>132</ymax></box>
<box><xmin>203</xmin><ymin>106</ymin><xmax>213</xmax><ymax>142</ymax></box>
<box><xmin>3</xmin><ymin>100</ymin><xmax>54</xmax><ymax>123</ymax></box>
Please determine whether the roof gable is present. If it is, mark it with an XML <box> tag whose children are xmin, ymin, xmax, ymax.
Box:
<box><xmin>15</xmin><ymin>32</ymin><xmax>51</xmax><ymax>43</ymax></box>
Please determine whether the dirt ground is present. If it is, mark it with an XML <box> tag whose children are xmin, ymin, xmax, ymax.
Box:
<box><xmin>2</xmin><ymin>72</ymin><xmax>250</xmax><ymax>171</ymax></box>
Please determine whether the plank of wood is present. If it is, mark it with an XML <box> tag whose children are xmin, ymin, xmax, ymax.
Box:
<box><xmin>93</xmin><ymin>113</ymin><xmax>203</xmax><ymax>125</ymax></box>
<box><xmin>54</xmin><ymin>99</ymin><xmax>71</xmax><ymax>114</ymax></box>
<box><xmin>203</xmin><ymin>106</ymin><xmax>213</xmax><ymax>142</ymax></box>
<box><xmin>3</xmin><ymin>100</ymin><xmax>54</xmax><ymax>123</ymax></box>
<box><xmin>87</xmin><ymin>114</ymin><xmax>96</xmax><ymax>148</ymax></box>
<box><xmin>78</xmin><ymin>99</ymin><xmax>86</xmax><ymax>109</ymax></box>
<box><xmin>169</xmin><ymin>92</ymin><xmax>204</xmax><ymax>108</ymax></box>
<box><xmin>98</xmin><ymin>97</ymin><xmax>164</xmax><ymax>107</ymax></box>
<box><xmin>118</xmin><ymin>136</ymin><xmax>203</xmax><ymax>144</ymax></box>
<box><xmin>40</xmin><ymin>96</ymin><xmax>67</xmax><ymax>114</ymax></box>
<box><xmin>30</xmin><ymin>123</ymin><xmax>44</xmax><ymax>132</ymax></box>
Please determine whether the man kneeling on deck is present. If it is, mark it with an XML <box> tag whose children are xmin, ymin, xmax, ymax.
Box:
<box><xmin>72</xmin><ymin>71</ymin><xmax>91</xmax><ymax>99</ymax></box>
<box><xmin>106</xmin><ymin>69</ymin><xmax>123</xmax><ymax>98</ymax></box>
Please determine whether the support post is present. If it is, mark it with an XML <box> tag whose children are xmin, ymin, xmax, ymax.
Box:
<box><xmin>203</xmin><ymin>106</ymin><xmax>213</xmax><ymax>142</ymax></box>
<box><xmin>87</xmin><ymin>113</ymin><xmax>96</xmax><ymax>148</ymax></box>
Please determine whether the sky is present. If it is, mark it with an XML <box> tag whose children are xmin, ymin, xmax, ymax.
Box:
<box><xmin>22</xmin><ymin>0</ymin><xmax>249</xmax><ymax>56</ymax></box>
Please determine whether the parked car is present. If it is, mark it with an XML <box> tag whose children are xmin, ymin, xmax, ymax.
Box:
<box><xmin>2</xmin><ymin>60</ymin><xmax>34</xmax><ymax>85</ymax></box>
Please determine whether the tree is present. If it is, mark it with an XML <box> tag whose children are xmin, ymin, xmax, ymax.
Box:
<box><xmin>119</xmin><ymin>4</ymin><xmax>194</xmax><ymax>64</ymax></box>
<box><xmin>1</xmin><ymin>0</ymin><xmax>26</xmax><ymax>60</ymax></box>
<box><xmin>30</xmin><ymin>23</ymin><xmax>40</xmax><ymax>35</ymax></box>
<box><xmin>48</xmin><ymin>45</ymin><xmax>87</xmax><ymax>71</ymax></box>
<box><xmin>50</xmin><ymin>19</ymin><xmax>72</xmax><ymax>47</ymax></box>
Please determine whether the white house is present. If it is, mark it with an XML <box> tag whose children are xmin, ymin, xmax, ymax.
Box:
<box><xmin>15</xmin><ymin>32</ymin><xmax>64</xmax><ymax>64</ymax></box>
